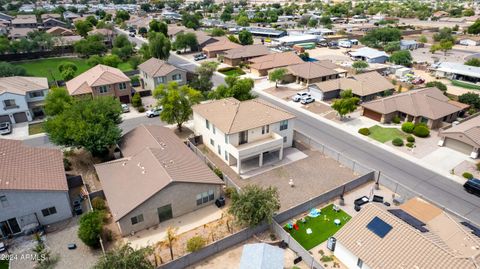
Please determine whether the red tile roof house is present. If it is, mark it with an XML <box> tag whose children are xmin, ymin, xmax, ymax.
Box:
<box><xmin>0</xmin><ymin>140</ymin><xmax>72</xmax><ymax>238</ymax></box>
<box><xmin>95</xmin><ymin>125</ymin><xmax>224</xmax><ymax>236</ymax></box>
<box><xmin>361</xmin><ymin>87</ymin><xmax>469</xmax><ymax>129</ymax></box>
<box><xmin>66</xmin><ymin>64</ymin><xmax>132</xmax><ymax>103</ymax></box>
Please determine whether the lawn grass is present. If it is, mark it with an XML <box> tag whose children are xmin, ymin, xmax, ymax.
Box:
<box><xmin>218</xmin><ymin>67</ymin><xmax>246</xmax><ymax>77</ymax></box>
<box><xmin>29</xmin><ymin>122</ymin><xmax>44</xmax><ymax>135</ymax></box>
<box><xmin>14</xmin><ymin>57</ymin><xmax>91</xmax><ymax>82</ymax></box>
<box><xmin>368</xmin><ymin>125</ymin><xmax>406</xmax><ymax>143</ymax></box>
<box><xmin>0</xmin><ymin>259</ymin><xmax>8</xmax><ymax>269</ymax></box>
<box><xmin>451</xmin><ymin>80</ymin><xmax>480</xmax><ymax>90</ymax></box>
<box><xmin>284</xmin><ymin>204</ymin><xmax>351</xmax><ymax>250</ymax></box>
<box><xmin>117</xmin><ymin>61</ymin><xmax>134</xmax><ymax>72</ymax></box>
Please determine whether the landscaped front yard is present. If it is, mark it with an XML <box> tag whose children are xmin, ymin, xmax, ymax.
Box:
<box><xmin>368</xmin><ymin>125</ymin><xmax>406</xmax><ymax>143</ymax></box>
<box><xmin>28</xmin><ymin>122</ymin><xmax>44</xmax><ymax>135</ymax></box>
<box><xmin>451</xmin><ymin>80</ymin><xmax>480</xmax><ymax>90</ymax></box>
<box><xmin>284</xmin><ymin>204</ymin><xmax>351</xmax><ymax>250</ymax></box>
<box><xmin>218</xmin><ymin>67</ymin><xmax>246</xmax><ymax>77</ymax></box>
<box><xmin>0</xmin><ymin>260</ymin><xmax>8</xmax><ymax>269</ymax></box>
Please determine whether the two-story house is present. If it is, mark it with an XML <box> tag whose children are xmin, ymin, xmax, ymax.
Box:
<box><xmin>192</xmin><ymin>98</ymin><xmax>296</xmax><ymax>174</ymax></box>
<box><xmin>11</xmin><ymin>15</ymin><xmax>37</xmax><ymax>28</ymax></box>
<box><xmin>138</xmin><ymin>57</ymin><xmax>187</xmax><ymax>94</ymax></box>
<box><xmin>0</xmin><ymin>139</ymin><xmax>72</xmax><ymax>238</ymax></box>
<box><xmin>66</xmin><ymin>64</ymin><xmax>132</xmax><ymax>103</ymax></box>
<box><xmin>0</xmin><ymin>76</ymin><xmax>49</xmax><ymax>124</ymax></box>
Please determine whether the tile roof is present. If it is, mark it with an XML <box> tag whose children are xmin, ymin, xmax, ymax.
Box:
<box><xmin>95</xmin><ymin>125</ymin><xmax>223</xmax><ymax>221</ymax></box>
<box><xmin>138</xmin><ymin>57</ymin><xmax>180</xmax><ymax>78</ymax></box>
<box><xmin>12</xmin><ymin>15</ymin><xmax>37</xmax><ymax>24</ymax></box>
<box><xmin>65</xmin><ymin>64</ymin><xmax>129</xmax><ymax>95</ymax></box>
<box><xmin>189</xmin><ymin>30</ymin><xmax>216</xmax><ymax>46</ymax></box>
<box><xmin>202</xmin><ymin>36</ymin><xmax>241</xmax><ymax>52</ymax></box>
<box><xmin>192</xmin><ymin>98</ymin><xmax>295</xmax><ymax>134</ymax></box>
<box><xmin>9</xmin><ymin>27</ymin><xmax>34</xmax><ymax>38</ymax></box>
<box><xmin>0</xmin><ymin>76</ymin><xmax>48</xmax><ymax>95</ymax></box>
<box><xmin>167</xmin><ymin>24</ymin><xmax>187</xmax><ymax>36</ymax></box>
<box><xmin>287</xmin><ymin>61</ymin><xmax>344</xmax><ymax>80</ymax></box>
<box><xmin>0</xmin><ymin>139</ymin><xmax>68</xmax><ymax>192</ymax></box>
<box><xmin>361</xmin><ymin>87</ymin><xmax>465</xmax><ymax>120</ymax></box>
<box><xmin>312</xmin><ymin>71</ymin><xmax>394</xmax><ymax>97</ymax></box>
<box><xmin>223</xmin><ymin>44</ymin><xmax>271</xmax><ymax>60</ymax></box>
<box><xmin>249</xmin><ymin>51</ymin><xmax>304</xmax><ymax>71</ymax></box>
<box><xmin>46</xmin><ymin>26</ymin><xmax>74</xmax><ymax>36</ymax></box>
<box><xmin>441</xmin><ymin>114</ymin><xmax>480</xmax><ymax>148</ymax></box>
<box><xmin>334</xmin><ymin>204</ymin><xmax>477</xmax><ymax>269</ymax></box>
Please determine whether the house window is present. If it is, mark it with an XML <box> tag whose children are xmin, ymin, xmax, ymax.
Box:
<box><xmin>210</xmin><ymin>138</ymin><xmax>215</xmax><ymax>146</ymax></box>
<box><xmin>197</xmin><ymin>190</ymin><xmax>214</xmax><ymax>206</ymax></box>
<box><xmin>41</xmin><ymin>207</ymin><xmax>57</xmax><ymax>217</ymax></box>
<box><xmin>156</xmin><ymin>77</ymin><xmax>165</xmax><ymax>84</ymax></box>
<box><xmin>262</xmin><ymin>125</ymin><xmax>270</xmax><ymax>134</ymax></box>
<box><xmin>206</xmin><ymin>119</ymin><xmax>210</xmax><ymax>130</ymax></box>
<box><xmin>218</xmin><ymin>145</ymin><xmax>221</xmax><ymax>155</ymax></box>
<box><xmin>283</xmin><ymin>136</ymin><xmax>287</xmax><ymax>143</ymax></box>
<box><xmin>0</xmin><ymin>195</ymin><xmax>8</xmax><ymax>208</ymax></box>
<box><xmin>99</xmin><ymin>85</ymin><xmax>108</xmax><ymax>93</ymax></box>
<box><xmin>3</xmin><ymin>99</ymin><xmax>16</xmax><ymax>108</ymax></box>
<box><xmin>225</xmin><ymin>135</ymin><xmax>228</xmax><ymax>144</ymax></box>
<box><xmin>239</xmin><ymin>131</ymin><xmax>248</xmax><ymax>145</ymax></box>
<box><xmin>119</xmin><ymin>82</ymin><xmax>127</xmax><ymax>90</ymax></box>
<box><xmin>172</xmin><ymin>74</ymin><xmax>182</xmax><ymax>80</ymax></box>
<box><xmin>280</xmin><ymin>120</ymin><xmax>288</xmax><ymax>131</ymax></box>
<box><xmin>208</xmin><ymin>190</ymin><xmax>214</xmax><ymax>201</ymax></box>
<box><xmin>224</xmin><ymin>150</ymin><xmax>228</xmax><ymax>161</ymax></box>
<box><xmin>357</xmin><ymin>258</ymin><xmax>363</xmax><ymax>268</ymax></box>
<box><xmin>131</xmin><ymin>214</ymin><xmax>144</xmax><ymax>225</ymax></box>
<box><xmin>28</xmin><ymin>91</ymin><xmax>44</xmax><ymax>98</ymax></box>
<box><xmin>212</xmin><ymin>125</ymin><xmax>216</xmax><ymax>134</ymax></box>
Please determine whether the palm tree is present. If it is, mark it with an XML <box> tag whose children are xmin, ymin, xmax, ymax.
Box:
<box><xmin>165</xmin><ymin>226</ymin><xmax>178</xmax><ymax>260</ymax></box>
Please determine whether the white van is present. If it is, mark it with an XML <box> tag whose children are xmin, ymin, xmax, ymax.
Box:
<box><xmin>338</xmin><ymin>40</ymin><xmax>352</xmax><ymax>48</ymax></box>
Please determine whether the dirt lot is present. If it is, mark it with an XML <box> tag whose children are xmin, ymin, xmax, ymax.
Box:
<box><xmin>265</xmin><ymin>86</ymin><xmax>303</xmax><ymax>101</ymax></box>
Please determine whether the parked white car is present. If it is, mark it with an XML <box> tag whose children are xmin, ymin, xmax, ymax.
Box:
<box><xmin>146</xmin><ymin>106</ymin><xmax>163</xmax><ymax>118</ymax></box>
<box><xmin>0</xmin><ymin>122</ymin><xmax>11</xmax><ymax>135</ymax></box>
<box><xmin>300</xmin><ymin>96</ymin><xmax>315</xmax><ymax>105</ymax></box>
<box><xmin>292</xmin><ymin>92</ymin><xmax>311</xmax><ymax>102</ymax></box>
<box><xmin>121</xmin><ymin>104</ymin><xmax>130</xmax><ymax>113</ymax></box>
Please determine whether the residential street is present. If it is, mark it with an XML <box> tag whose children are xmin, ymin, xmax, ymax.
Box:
<box><xmin>22</xmin><ymin>115</ymin><xmax>165</xmax><ymax>148</ymax></box>
<box><xmin>257</xmin><ymin>92</ymin><xmax>480</xmax><ymax>225</ymax></box>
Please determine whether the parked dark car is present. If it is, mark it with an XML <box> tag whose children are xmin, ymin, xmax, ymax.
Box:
<box><xmin>464</xmin><ymin>178</ymin><xmax>480</xmax><ymax>196</ymax></box>
<box><xmin>73</xmin><ymin>198</ymin><xmax>83</xmax><ymax>215</ymax></box>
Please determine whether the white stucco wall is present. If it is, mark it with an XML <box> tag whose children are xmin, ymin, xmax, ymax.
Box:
<box><xmin>334</xmin><ymin>241</ymin><xmax>372</xmax><ymax>269</ymax></box>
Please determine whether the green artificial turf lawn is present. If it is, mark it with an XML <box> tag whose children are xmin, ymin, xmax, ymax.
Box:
<box><xmin>28</xmin><ymin>122</ymin><xmax>44</xmax><ymax>135</ymax></box>
<box><xmin>219</xmin><ymin>67</ymin><xmax>246</xmax><ymax>77</ymax></box>
<box><xmin>0</xmin><ymin>259</ymin><xmax>8</xmax><ymax>269</ymax></box>
<box><xmin>14</xmin><ymin>57</ymin><xmax>90</xmax><ymax>82</ymax></box>
<box><xmin>368</xmin><ymin>125</ymin><xmax>406</xmax><ymax>143</ymax></box>
<box><xmin>451</xmin><ymin>80</ymin><xmax>480</xmax><ymax>90</ymax></box>
<box><xmin>284</xmin><ymin>204</ymin><xmax>351</xmax><ymax>250</ymax></box>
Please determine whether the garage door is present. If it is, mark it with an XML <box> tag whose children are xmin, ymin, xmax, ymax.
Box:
<box><xmin>308</xmin><ymin>87</ymin><xmax>324</xmax><ymax>101</ymax></box>
<box><xmin>0</xmin><ymin>115</ymin><xmax>10</xmax><ymax>123</ymax></box>
<box><xmin>119</xmin><ymin>95</ymin><xmax>130</xmax><ymax>104</ymax></box>
<box><xmin>444</xmin><ymin>138</ymin><xmax>473</xmax><ymax>155</ymax></box>
<box><xmin>13</xmin><ymin>112</ymin><xmax>27</xmax><ymax>123</ymax></box>
<box><xmin>363</xmin><ymin>109</ymin><xmax>382</xmax><ymax>121</ymax></box>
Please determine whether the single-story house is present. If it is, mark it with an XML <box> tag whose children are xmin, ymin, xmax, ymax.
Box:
<box><xmin>202</xmin><ymin>37</ymin><xmax>242</xmax><ymax>58</ymax></box>
<box><xmin>285</xmin><ymin>60</ymin><xmax>347</xmax><ymax>85</ymax></box>
<box><xmin>42</xmin><ymin>18</ymin><xmax>66</xmax><ymax>29</ymax></box>
<box><xmin>274</xmin><ymin>34</ymin><xmax>320</xmax><ymax>46</ymax></box>
<box><xmin>0</xmin><ymin>139</ymin><xmax>72</xmax><ymax>238</ymax></box>
<box><xmin>433</xmin><ymin>62</ymin><xmax>480</xmax><ymax>83</ymax></box>
<box><xmin>46</xmin><ymin>26</ymin><xmax>75</xmax><ymax>36</ymax></box>
<box><xmin>88</xmin><ymin>28</ymin><xmax>116</xmax><ymax>45</ymax></box>
<box><xmin>348</xmin><ymin>47</ymin><xmax>389</xmax><ymax>63</ymax></box>
<box><xmin>458</xmin><ymin>38</ymin><xmax>480</xmax><ymax>47</ymax></box>
<box><xmin>126</xmin><ymin>16</ymin><xmax>151</xmax><ymax>30</ymax></box>
<box><xmin>11</xmin><ymin>15</ymin><xmax>37</xmax><ymax>28</ymax></box>
<box><xmin>308</xmin><ymin>71</ymin><xmax>394</xmax><ymax>101</ymax></box>
<box><xmin>193</xmin><ymin>31</ymin><xmax>220</xmax><ymax>51</ymax></box>
<box><xmin>167</xmin><ymin>24</ymin><xmax>188</xmax><ymax>40</ymax></box>
<box><xmin>222</xmin><ymin>44</ymin><xmax>271</xmax><ymax>66</ymax></box>
<box><xmin>9</xmin><ymin>27</ymin><xmax>34</xmax><ymax>39</ymax></box>
<box><xmin>246</xmin><ymin>27</ymin><xmax>287</xmax><ymax>38</ymax></box>
<box><xmin>95</xmin><ymin>125</ymin><xmax>224</xmax><ymax>236</ymax></box>
<box><xmin>439</xmin><ymin>114</ymin><xmax>480</xmax><ymax>158</ymax></box>
<box><xmin>249</xmin><ymin>51</ymin><xmax>304</xmax><ymax>77</ymax></box>
<box><xmin>138</xmin><ymin>57</ymin><xmax>187</xmax><ymax>94</ymax></box>
<box><xmin>400</xmin><ymin>40</ymin><xmax>420</xmax><ymax>50</ymax></box>
<box><xmin>361</xmin><ymin>87</ymin><xmax>468</xmax><ymax>129</ymax></box>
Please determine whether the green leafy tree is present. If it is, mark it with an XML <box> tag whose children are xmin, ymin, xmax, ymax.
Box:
<box><xmin>384</xmin><ymin>41</ymin><xmax>400</xmax><ymax>53</ymax></box>
<box><xmin>467</xmin><ymin>19</ymin><xmax>480</xmax><ymax>35</ymax></box>
<box><xmin>58</xmin><ymin>62</ymin><xmax>78</xmax><ymax>81</ymax></box>
<box><xmin>139</xmin><ymin>43</ymin><xmax>151</xmax><ymax>60</ymax></box>
<box><xmin>115</xmin><ymin>10</ymin><xmax>130</xmax><ymax>23</ymax></box>
<box><xmin>211</xmin><ymin>28</ymin><xmax>226</xmax><ymax>37</ymax></box>
<box><xmin>74</xmin><ymin>34</ymin><xmax>107</xmax><ymax>57</ymax></box>
<box><xmin>360</xmin><ymin>27</ymin><xmax>401</xmax><ymax>48</ymax></box>
<box><xmin>190</xmin><ymin>61</ymin><xmax>219</xmax><ymax>93</ymax></box>
<box><xmin>112</xmin><ymin>34</ymin><xmax>134</xmax><ymax>60</ymax></box>
<box><xmin>0</xmin><ymin>62</ymin><xmax>26</xmax><ymax>77</ymax></box>
<box><xmin>148</xmin><ymin>32</ymin><xmax>171</xmax><ymax>60</ymax></box>
<box><xmin>458</xmin><ymin>92</ymin><xmax>480</xmax><ymax>109</ymax></box>
<box><xmin>307</xmin><ymin>18</ymin><xmax>318</xmax><ymax>28</ymax></box>
<box><xmin>465</xmin><ymin>58</ymin><xmax>480</xmax><ymax>67</ymax></box>
<box><xmin>238</xmin><ymin>30</ymin><xmax>253</xmax><ymax>45</ymax></box>
<box><xmin>131</xmin><ymin>92</ymin><xmax>142</xmax><ymax>108</ymax></box>
<box><xmin>87</xmin><ymin>55</ymin><xmax>104</xmax><ymax>67</ymax></box>
<box><xmin>173</xmin><ymin>32</ymin><xmax>198</xmax><ymax>52</ymax></box>
<box><xmin>153</xmin><ymin>82</ymin><xmax>202</xmax><ymax>131</ymax></box>
<box><xmin>268</xmin><ymin>68</ymin><xmax>286</xmax><ymax>88</ymax></box>
<box><xmin>85</xmin><ymin>15</ymin><xmax>98</xmax><ymax>27</ymax></box>
<box><xmin>45</xmin><ymin>87</ymin><xmax>73</xmax><ymax>116</ymax></box>
<box><xmin>425</xmin><ymin>81</ymin><xmax>447</xmax><ymax>92</ymax></box>
<box><xmin>78</xmin><ymin>211</ymin><xmax>105</xmax><ymax>248</ymax></box>
<box><xmin>220</xmin><ymin>10</ymin><xmax>232</xmax><ymax>22</ymax></box>
<box><xmin>149</xmin><ymin>20</ymin><xmax>168</xmax><ymax>36</ymax></box>
<box><xmin>228</xmin><ymin>35</ymin><xmax>240</xmax><ymax>44</ymax></box>
<box><xmin>44</xmin><ymin>97</ymin><xmax>122</xmax><ymax>156</ymax></box>
<box><xmin>94</xmin><ymin>244</ymin><xmax>154</xmax><ymax>269</ymax></box>
<box><xmin>389</xmin><ymin>50</ymin><xmax>412</xmax><ymax>66</ymax></box>
<box><xmin>186</xmin><ymin>236</ymin><xmax>206</xmax><ymax>253</ymax></box>
<box><xmin>438</xmin><ymin>40</ymin><xmax>453</xmax><ymax>55</ymax></box>
<box><xmin>228</xmin><ymin>185</ymin><xmax>280</xmax><ymax>227</ymax></box>
<box><xmin>138</xmin><ymin>27</ymin><xmax>148</xmax><ymax>37</ymax></box>
<box><xmin>208</xmin><ymin>76</ymin><xmax>255</xmax><ymax>101</ymax></box>
<box><xmin>352</xmin><ymin>61</ymin><xmax>369</xmax><ymax>73</ymax></box>
<box><xmin>433</xmin><ymin>27</ymin><xmax>455</xmax><ymax>43</ymax></box>
<box><xmin>182</xmin><ymin>13</ymin><xmax>201</xmax><ymax>29</ymax></box>
<box><xmin>74</xmin><ymin>20</ymin><xmax>93</xmax><ymax>37</ymax></box>
<box><xmin>102</xmin><ymin>54</ymin><xmax>122</xmax><ymax>67</ymax></box>
<box><xmin>331</xmin><ymin>90</ymin><xmax>360</xmax><ymax>118</ymax></box>
<box><xmin>236</xmin><ymin>15</ymin><xmax>250</xmax><ymax>27</ymax></box>
<box><xmin>140</xmin><ymin>3</ymin><xmax>152</xmax><ymax>12</ymax></box>
<box><xmin>418</xmin><ymin>35</ymin><xmax>428</xmax><ymax>43</ymax></box>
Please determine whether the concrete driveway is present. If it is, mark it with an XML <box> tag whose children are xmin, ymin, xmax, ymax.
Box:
<box><xmin>1</xmin><ymin>122</ymin><xmax>29</xmax><ymax>140</ymax></box>
<box><xmin>421</xmin><ymin>147</ymin><xmax>473</xmax><ymax>184</ymax></box>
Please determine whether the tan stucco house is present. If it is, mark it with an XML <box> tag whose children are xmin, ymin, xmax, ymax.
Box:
<box><xmin>138</xmin><ymin>57</ymin><xmax>187</xmax><ymax>94</ymax></box>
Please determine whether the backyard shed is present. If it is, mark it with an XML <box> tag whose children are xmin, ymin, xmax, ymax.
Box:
<box><xmin>239</xmin><ymin>243</ymin><xmax>284</xmax><ymax>269</ymax></box>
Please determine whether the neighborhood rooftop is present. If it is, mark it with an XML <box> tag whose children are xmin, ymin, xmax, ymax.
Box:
<box><xmin>312</xmin><ymin>71</ymin><xmax>394</xmax><ymax>96</ymax></box>
<box><xmin>287</xmin><ymin>61</ymin><xmax>344</xmax><ymax>80</ymax></box>
<box><xmin>0</xmin><ymin>76</ymin><xmax>48</xmax><ymax>95</ymax></box>
<box><xmin>138</xmin><ymin>57</ymin><xmax>180</xmax><ymax>77</ymax></box>
<box><xmin>441</xmin><ymin>114</ymin><xmax>480</xmax><ymax>148</ymax></box>
<box><xmin>249</xmin><ymin>51</ymin><xmax>304</xmax><ymax>71</ymax></box>
<box><xmin>433</xmin><ymin>62</ymin><xmax>480</xmax><ymax>79</ymax></box>
<box><xmin>65</xmin><ymin>64</ymin><xmax>130</xmax><ymax>95</ymax></box>
<box><xmin>0</xmin><ymin>139</ymin><xmax>68</xmax><ymax>192</ymax></box>
<box><xmin>223</xmin><ymin>44</ymin><xmax>271</xmax><ymax>59</ymax></box>
<box><xmin>192</xmin><ymin>97</ymin><xmax>296</xmax><ymax>134</ymax></box>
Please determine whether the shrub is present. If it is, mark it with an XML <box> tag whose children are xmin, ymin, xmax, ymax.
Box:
<box><xmin>406</xmin><ymin>142</ymin><xmax>415</xmax><ymax>148</ymax></box>
<box><xmin>186</xmin><ymin>236</ymin><xmax>206</xmax><ymax>252</ymax></box>
<box><xmin>413</xmin><ymin>125</ymin><xmax>430</xmax><ymax>137</ymax></box>
<box><xmin>91</xmin><ymin>197</ymin><xmax>106</xmax><ymax>211</ymax></box>
<box><xmin>131</xmin><ymin>92</ymin><xmax>142</xmax><ymax>108</ymax></box>
<box><xmin>102</xmin><ymin>228</ymin><xmax>113</xmax><ymax>242</ymax></box>
<box><xmin>137</xmin><ymin>106</ymin><xmax>145</xmax><ymax>112</ymax></box>
<box><xmin>463</xmin><ymin>172</ymin><xmax>474</xmax><ymax>179</ymax></box>
<box><xmin>401</xmin><ymin>122</ymin><xmax>415</xmax><ymax>133</ymax></box>
<box><xmin>358</xmin><ymin>128</ymin><xmax>370</xmax><ymax>136</ymax></box>
<box><xmin>392</xmin><ymin>138</ymin><xmax>404</xmax><ymax>146</ymax></box>
<box><xmin>477</xmin><ymin>162</ymin><xmax>480</xmax><ymax>171</ymax></box>
<box><xmin>63</xmin><ymin>158</ymin><xmax>72</xmax><ymax>171</ymax></box>
<box><xmin>213</xmin><ymin>167</ymin><xmax>223</xmax><ymax>179</ymax></box>
<box><xmin>406</xmin><ymin>135</ymin><xmax>415</xmax><ymax>143</ymax></box>
<box><xmin>224</xmin><ymin>187</ymin><xmax>237</xmax><ymax>198</ymax></box>
<box><xmin>78</xmin><ymin>211</ymin><xmax>105</xmax><ymax>248</ymax></box>
<box><xmin>392</xmin><ymin>116</ymin><xmax>401</xmax><ymax>124</ymax></box>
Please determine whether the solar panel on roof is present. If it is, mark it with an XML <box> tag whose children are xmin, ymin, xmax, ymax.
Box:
<box><xmin>461</xmin><ymin>221</ymin><xmax>480</xmax><ymax>238</ymax></box>
<box><xmin>388</xmin><ymin>209</ymin><xmax>428</xmax><ymax>233</ymax></box>
<box><xmin>367</xmin><ymin>217</ymin><xmax>393</xmax><ymax>238</ymax></box>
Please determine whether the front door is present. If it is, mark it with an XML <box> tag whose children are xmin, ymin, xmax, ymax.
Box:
<box><xmin>0</xmin><ymin>218</ymin><xmax>21</xmax><ymax>237</ymax></box>
<box><xmin>157</xmin><ymin>204</ymin><xmax>173</xmax><ymax>223</ymax></box>
<box><xmin>239</xmin><ymin>131</ymin><xmax>248</xmax><ymax>145</ymax></box>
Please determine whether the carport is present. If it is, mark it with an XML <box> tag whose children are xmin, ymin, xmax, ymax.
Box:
<box><xmin>238</xmin><ymin>149</ymin><xmax>283</xmax><ymax>174</ymax></box>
